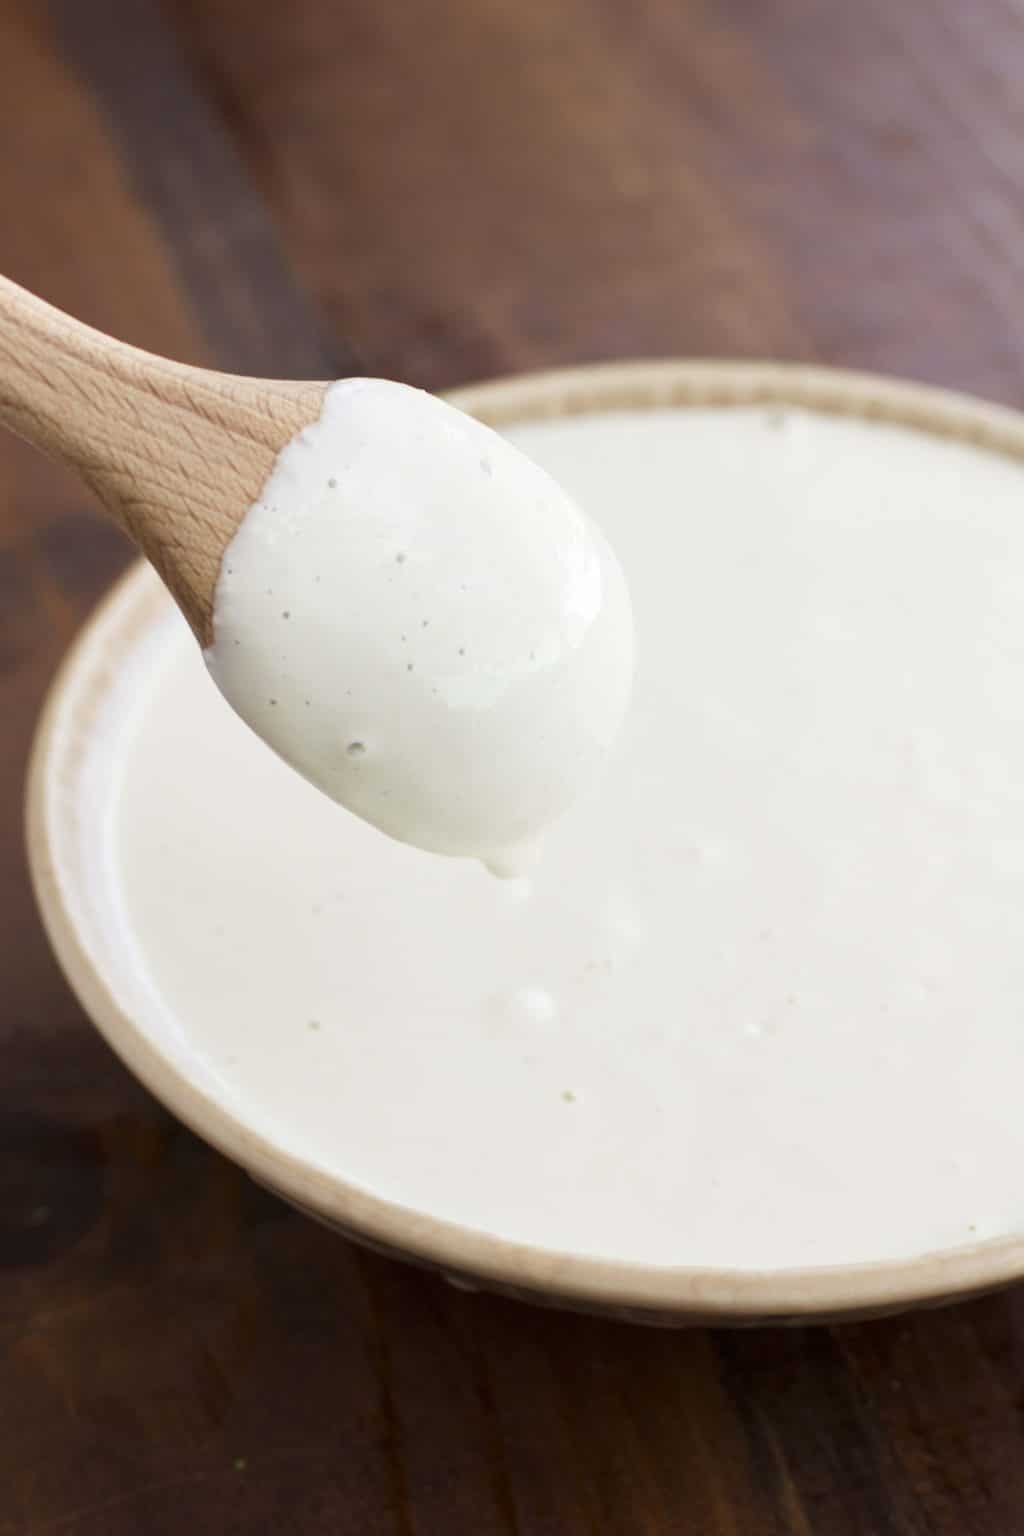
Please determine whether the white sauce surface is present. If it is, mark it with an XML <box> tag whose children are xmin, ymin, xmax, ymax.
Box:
<box><xmin>206</xmin><ymin>380</ymin><xmax>633</xmax><ymax>867</ymax></box>
<box><xmin>111</xmin><ymin>405</ymin><xmax>1024</xmax><ymax>1270</ymax></box>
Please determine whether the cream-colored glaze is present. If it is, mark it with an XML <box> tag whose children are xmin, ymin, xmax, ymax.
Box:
<box><xmin>207</xmin><ymin>380</ymin><xmax>634</xmax><ymax>865</ymax></box>
<box><xmin>91</xmin><ymin>401</ymin><xmax>1024</xmax><ymax>1273</ymax></box>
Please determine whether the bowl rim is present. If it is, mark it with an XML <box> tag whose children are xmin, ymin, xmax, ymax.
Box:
<box><xmin>26</xmin><ymin>356</ymin><xmax>1024</xmax><ymax>1324</ymax></box>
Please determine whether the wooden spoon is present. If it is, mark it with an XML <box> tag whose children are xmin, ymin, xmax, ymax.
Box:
<box><xmin>0</xmin><ymin>273</ymin><xmax>327</xmax><ymax>643</ymax></box>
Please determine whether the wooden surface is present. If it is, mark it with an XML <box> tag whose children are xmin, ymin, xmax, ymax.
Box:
<box><xmin>3</xmin><ymin>0</ymin><xmax>1024</xmax><ymax>1529</ymax></box>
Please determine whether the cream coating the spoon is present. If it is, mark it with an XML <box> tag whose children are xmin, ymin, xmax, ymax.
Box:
<box><xmin>0</xmin><ymin>276</ymin><xmax>634</xmax><ymax>861</ymax></box>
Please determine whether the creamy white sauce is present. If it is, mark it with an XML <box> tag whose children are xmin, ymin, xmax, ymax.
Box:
<box><xmin>111</xmin><ymin>405</ymin><xmax>1024</xmax><ymax>1269</ymax></box>
<box><xmin>206</xmin><ymin>379</ymin><xmax>634</xmax><ymax>867</ymax></box>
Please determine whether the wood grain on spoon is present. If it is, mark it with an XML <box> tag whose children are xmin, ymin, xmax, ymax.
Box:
<box><xmin>0</xmin><ymin>273</ymin><xmax>326</xmax><ymax>642</ymax></box>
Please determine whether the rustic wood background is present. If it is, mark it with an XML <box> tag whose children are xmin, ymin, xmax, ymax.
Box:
<box><xmin>3</xmin><ymin>0</ymin><xmax>1024</xmax><ymax>1530</ymax></box>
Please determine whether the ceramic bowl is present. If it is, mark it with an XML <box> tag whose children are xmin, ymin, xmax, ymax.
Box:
<box><xmin>27</xmin><ymin>359</ymin><xmax>1024</xmax><ymax>1325</ymax></box>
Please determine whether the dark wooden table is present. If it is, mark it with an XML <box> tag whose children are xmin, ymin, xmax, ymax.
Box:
<box><xmin>4</xmin><ymin>1</ymin><xmax>1024</xmax><ymax>1530</ymax></box>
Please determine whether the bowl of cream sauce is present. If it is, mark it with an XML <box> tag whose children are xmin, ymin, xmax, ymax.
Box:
<box><xmin>27</xmin><ymin>359</ymin><xmax>1024</xmax><ymax>1323</ymax></box>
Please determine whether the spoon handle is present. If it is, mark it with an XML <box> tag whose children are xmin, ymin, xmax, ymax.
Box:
<box><xmin>0</xmin><ymin>273</ymin><xmax>322</xmax><ymax>639</ymax></box>
<box><xmin>0</xmin><ymin>272</ymin><xmax>198</xmax><ymax>493</ymax></box>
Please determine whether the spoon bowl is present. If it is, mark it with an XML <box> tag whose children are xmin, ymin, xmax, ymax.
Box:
<box><xmin>0</xmin><ymin>276</ymin><xmax>633</xmax><ymax>861</ymax></box>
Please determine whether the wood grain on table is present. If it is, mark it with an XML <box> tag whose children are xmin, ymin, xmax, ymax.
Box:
<box><xmin>3</xmin><ymin>0</ymin><xmax>1024</xmax><ymax>1530</ymax></box>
